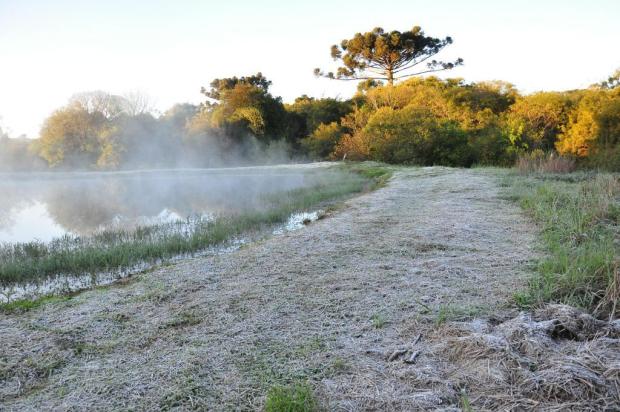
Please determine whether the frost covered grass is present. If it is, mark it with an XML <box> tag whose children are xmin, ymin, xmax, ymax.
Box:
<box><xmin>0</xmin><ymin>164</ymin><xmax>391</xmax><ymax>297</ymax></box>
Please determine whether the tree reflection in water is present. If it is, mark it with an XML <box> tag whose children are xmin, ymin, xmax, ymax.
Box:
<box><xmin>0</xmin><ymin>167</ymin><xmax>321</xmax><ymax>242</ymax></box>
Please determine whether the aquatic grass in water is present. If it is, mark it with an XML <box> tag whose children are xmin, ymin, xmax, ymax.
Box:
<box><xmin>0</xmin><ymin>166</ymin><xmax>387</xmax><ymax>300</ymax></box>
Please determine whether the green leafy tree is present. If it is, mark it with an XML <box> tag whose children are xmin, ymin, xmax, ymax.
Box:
<box><xmin>201</xmin><ymin>73</ymin><xmax>272</xmax><ymax>102</ymax></box>
<box><xmin>445</xmin><ymin>80</ymin><xmax>518</xmax><ymax>114</ymax></box>
<box><xmin>332</xmin><ymin>107</ymin><xmax>374</xmax><ymax>160</ymax></box>
<box><xmin>162</xmin><ymin>103</ymin><xmax>199</xmax><ymax>127</ymax></box>
<box><xmin>197</xmin><ymin>73</ymin><xmax>287</xmax><ymax>140</ymax></box>
<box><xmin>287</xmin><ymin>95</ymin><xmax>352</xmax><ymax>135</ymax></box>
<box><xmin>301</xmin><ymin>122</ymin><xmax>345</xmax><ymax>159</ymax></box>
<box><xmin>466</xmin><ymin>111</ymin><xmax>514</xmax><ymax>166</ymax></box>
<box><xmin>357</xmin><ymin>79</ymin><xmax>383</xmax><ymax>93</ymax></box>
<box><xmin>315</xmin><ymin>26</ymin><xmax>462</xmax><ymax>85</ymax></box>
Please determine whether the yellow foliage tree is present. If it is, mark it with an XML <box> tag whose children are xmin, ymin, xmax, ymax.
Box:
<box><xmin>37</xmin><ymin>103</ymin><xmax>110</xmax><ymax>168</ymax></box>
<box><xmin>556</xmin><ymin>91</ymin><xmax>620</xmax><ymax>157</ymax></box>
<box><xmin>504</xmin><ymin>92</ymin><xmax>571</xmax><ymax>151</ymax></box>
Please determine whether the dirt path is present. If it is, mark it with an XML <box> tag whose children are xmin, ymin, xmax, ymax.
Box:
<box><xmin>1</xmin><ymin>167</ymin><xmax>539</xmax><ymax>410</ymax></box>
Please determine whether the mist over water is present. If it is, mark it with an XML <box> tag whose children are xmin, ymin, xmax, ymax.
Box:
<box><xmin>0</xmin><ymin>164</ymin><xmax>331</xmax><ymax>243</ymax></box>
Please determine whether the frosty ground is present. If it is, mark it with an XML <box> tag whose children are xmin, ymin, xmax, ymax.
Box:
<box><xmin>2</xmin><ymin>167</ymin><xmax>619</xmax><ymax>411</ymax></box>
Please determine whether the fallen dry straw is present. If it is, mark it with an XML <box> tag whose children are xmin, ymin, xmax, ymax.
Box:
<box><xmin>432</xmin><ymin>304</ymin><xmax>620</xmax><ymax>411</ymax></box>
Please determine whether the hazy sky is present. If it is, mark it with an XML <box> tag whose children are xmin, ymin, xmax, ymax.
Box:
<box><xmin>0</xmin><ymin>0</ymin><xmax>618</xmax><ymax>137</ymax></box>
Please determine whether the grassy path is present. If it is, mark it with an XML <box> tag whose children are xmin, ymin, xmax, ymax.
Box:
<box><xmin>1</xmin><ymin>167</ymin><xmax>545</xmax><ymax>410</ymax></box>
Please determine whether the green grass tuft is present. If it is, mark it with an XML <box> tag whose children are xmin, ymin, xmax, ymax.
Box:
<box><xmin>0</xmin><ymin>295</ymin><xmax>72</xmax><ymax>314</ymax></box>
<box><xmin>434</xmin><ymin>304</ymin><xmax>484</xmax><ymax>325</ymax></box>
<box><xmin>163</xmin><ymin>310</ymin><xmax>203</xmax><ymax>329</ymax></box>
<box><xmin>370</xmin><ymin>313</ymin><xmax>387</xmax><ymax>329</ymax></box>
<box><xmin>345</xmin><ymin>163</ymin><xmax>393</xmax><ymax>188</ymax></box>
<box><xmin>264</xmin><ymin>383</ymin><xmax>318</xmax><ymax>412</ymax></box>
<box><xmin>460</xmin><ymin>389</ymin><xmax>474</xmax><ymax>412</ymax></box>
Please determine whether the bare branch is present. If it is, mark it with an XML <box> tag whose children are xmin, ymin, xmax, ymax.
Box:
<box><xmin>318</xmin><ymin>74</ymin><xmax>390</xmax><ymax>82</ymax></box>
<box><xmin>397</xmin><ymin>66</ymin><xmax>458</xmax><ymax>79</ymax></box>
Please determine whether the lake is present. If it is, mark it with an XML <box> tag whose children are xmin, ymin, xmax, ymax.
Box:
<box><xmin>0</xmin><ymin>164</ymin><xmax>330</xmax><ymax>244</ymax></box>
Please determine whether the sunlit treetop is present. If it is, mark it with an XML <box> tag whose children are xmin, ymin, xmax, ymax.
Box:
<box><xmin>315</xmin><ymin>26</ymin><xmax>463</xmax><ymax>85</ymax></box>
<box><xmin>201</xmin><ymin>72</ymin><xmax>272</xmax><ymax>101</ymax></box>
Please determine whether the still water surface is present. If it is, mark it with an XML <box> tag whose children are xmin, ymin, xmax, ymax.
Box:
<box><xmin>0</xmin><ymin>165</ymin><xmax>326</xmax><ymax>243</ymax></box>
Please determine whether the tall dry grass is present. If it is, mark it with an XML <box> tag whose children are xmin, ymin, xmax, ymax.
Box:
<box><xmin>516</xmin><ymin>150</ymin><xmax>576</xmax><ymax>174</ymax></box>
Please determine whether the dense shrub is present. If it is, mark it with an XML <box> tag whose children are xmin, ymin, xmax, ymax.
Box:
<box><xmin>287</xmin><ymin>96</ymin><xmax>352</xmax><ymax>135</ymax></box>
<box><xmin>332</xmin><ymin>108</ymin><xmax>374</xmax><ymax>160</ymax></box>
<box><xmin>583</xmin><ymin>144</ymin><xmax>620</xmax><ymax>171</ymax></box>
<box><xmin>467</xmin><ymin>123</ymin><xmax>515</xmax><ymax>166</ymax></box>
<box><xmin>360</xmin><ymin>106</ymin><xmax>473</xmax><ymax>166</ymax></box>
<box><xmin>504</xmin><ymin>92</ymin><xmax>572</xmax><ymax>152</ymax></box>
<box><xmin>332</xmin><ymin>78</ymin><xmax>515</xmax><ymax>165</ymax></box>
<box><xmin>301</xmin><ymin>122</ymin><xmax>345</xmax><ymax>159</ymax></box>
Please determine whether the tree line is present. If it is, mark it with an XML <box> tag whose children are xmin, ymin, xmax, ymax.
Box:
<box><xmin>307</xmin><ymin>73</ymin><xmax>620</xmax><ymax>169</ymax></box>
<box><xmin>1</xmin><ymin>25</ymin><xmax>619</xmax><ymax>171</ymax></box>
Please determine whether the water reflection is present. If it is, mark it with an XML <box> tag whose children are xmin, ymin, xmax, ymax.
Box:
<box><xmin>0</xmin><ymin>167</ymin><xmax>321</xmax><ymax>243</ymax></box>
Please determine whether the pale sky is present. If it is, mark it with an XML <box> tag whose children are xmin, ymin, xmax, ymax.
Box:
<box><xmin>0</xmin><ymin>0</ymin><xmax>618</xmax><ymax>137</ymax></box>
